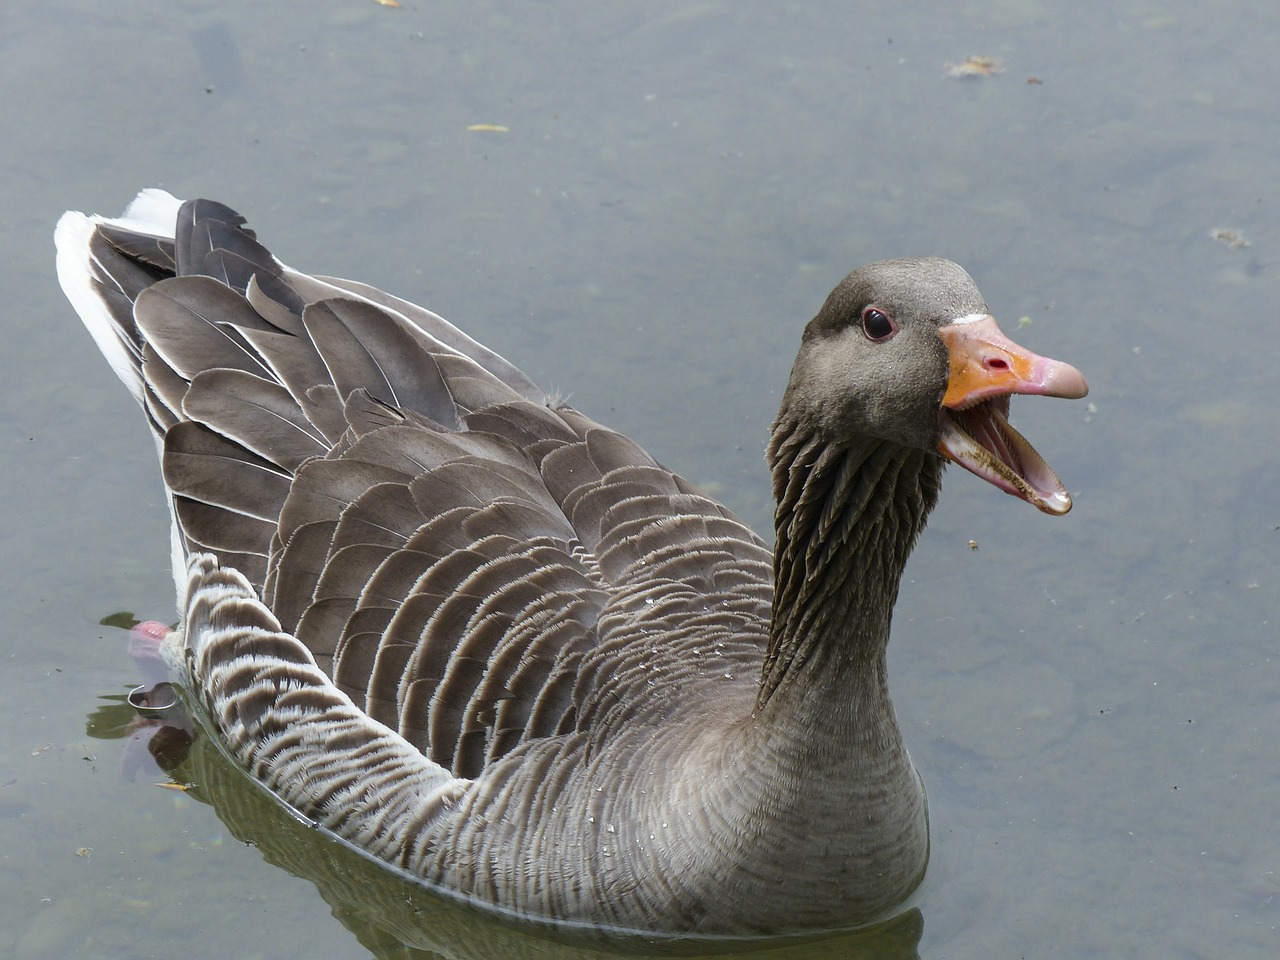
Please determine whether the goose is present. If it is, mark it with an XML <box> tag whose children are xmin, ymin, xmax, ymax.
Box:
<box><xmin>55</xmin><ymin>189</ymin><xmax>1086</xmax><ymax>936</ymax></box>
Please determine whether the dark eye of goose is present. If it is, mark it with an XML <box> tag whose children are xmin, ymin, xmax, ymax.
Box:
<box><xmin>860</xmin><ymin>306</ymin><xmax>898</xmax><ymax>342</ymax></box>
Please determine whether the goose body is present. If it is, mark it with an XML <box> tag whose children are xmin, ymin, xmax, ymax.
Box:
<box><xmin>55</xmin><ymin>191</ymin><xmax>1086</xmax><ymax>935</ymax></box>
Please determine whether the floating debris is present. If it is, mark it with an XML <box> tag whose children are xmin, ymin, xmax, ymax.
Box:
<box><xmin>373</xmin><ymin>0</ymin><xmax>401</xmax><ymax>8</ymax></box>
<box><xmin>466</xmin><ymin>124</ymin><xmax>510</xmax><ymax>133</ymax></box>
<box><xmin>100</xmin><ymin>611</ymin><xmax>140</xmax><ymax>630</ymax></box>
<box><xmin>1211</xmin><ymin>228</ymin><xmax>1249</xmax><ymax>250</ymax></box>
<box><xmin>945</xmin><ymin>55</ymin><xmax>1004</xmax><ymax>79</ymax></box>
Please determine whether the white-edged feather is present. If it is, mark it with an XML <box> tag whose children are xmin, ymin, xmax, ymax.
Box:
<box><xmin>56</xmin><ymin>189</ymin><xmax>189</xmax><ymax>598</ymax></box>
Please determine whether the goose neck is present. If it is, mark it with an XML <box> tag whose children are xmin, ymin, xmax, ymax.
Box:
<box><xmin>758</xmin><ymin>418</ymin><xmax>941</xmax><ymax>709</ymax></box>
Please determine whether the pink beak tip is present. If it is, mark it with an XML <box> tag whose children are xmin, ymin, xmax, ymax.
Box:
<box><xmin>1034</xmin><ymin>358</ymin><xmax>1089</xmax><ymax>400</ymax></box>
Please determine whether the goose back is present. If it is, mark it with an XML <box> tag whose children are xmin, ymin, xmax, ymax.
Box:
<box><xmin>65</xmin><ymin>193</ymin><xmax>774</xmax><ymax>783</ymax></box>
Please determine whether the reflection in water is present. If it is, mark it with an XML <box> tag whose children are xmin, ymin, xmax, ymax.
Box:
<box><xmin>86</xmin><ymin>690</ymin><xmax>194</xmax><ymax>782</ymax></box>
<box><xmin>86</xmin><ymin>693</ymin><xmax>924</xmax><ymax>960</ymax></box>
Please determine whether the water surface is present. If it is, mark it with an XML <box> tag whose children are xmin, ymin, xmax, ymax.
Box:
<box><xmin>1</xmin><ymin>2</ymin><xmax>1276</xmax><ymax>958</ymax></box>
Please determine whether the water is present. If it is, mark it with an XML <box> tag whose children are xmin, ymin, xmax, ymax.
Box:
<box><xmin>1</xmin><ymin>1</ymin><xmax>1276</xmax><ymax>957</ymax></box>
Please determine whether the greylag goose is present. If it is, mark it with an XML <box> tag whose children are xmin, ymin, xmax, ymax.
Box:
<box><xmin>55</xmin><ymin>190</ymin><xmax>1086</xmax><ymax>936</ymax></box>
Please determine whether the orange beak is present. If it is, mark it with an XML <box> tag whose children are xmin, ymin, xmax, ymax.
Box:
<box><xmin>937</xmin><ymin>315</ymin><xmax>1087</xmax><ymax>515</ymax></box>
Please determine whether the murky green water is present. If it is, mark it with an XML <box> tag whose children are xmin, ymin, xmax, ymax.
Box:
<box><xmin>2</xmin><ymin>1</ymin><xmax>1276</xmax><ymax>957</ymax></box>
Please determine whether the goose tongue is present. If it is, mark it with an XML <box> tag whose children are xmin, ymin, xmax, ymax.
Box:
<box><xmin>936</xmin><ymin>314</ymin><xmax>1088</xmax><ymax>515</ymax></box>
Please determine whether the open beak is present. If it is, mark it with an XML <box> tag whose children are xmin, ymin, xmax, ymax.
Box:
<box><xmin>937</xmin><ymin>315</ymin><xmax>1088</xmax><ymax>515</ymax></box>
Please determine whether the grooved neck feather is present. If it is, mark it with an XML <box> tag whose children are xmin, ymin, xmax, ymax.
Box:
<box><xmin>759</xmin><ymin>409</ymin><xmax>942</xmax><ymax>706</ymax></box>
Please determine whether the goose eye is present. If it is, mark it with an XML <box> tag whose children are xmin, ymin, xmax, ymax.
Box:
<box><xmin>860</xmin><ymin>306</ymin><xmax>898</xmax><ymax>342</ymax></box>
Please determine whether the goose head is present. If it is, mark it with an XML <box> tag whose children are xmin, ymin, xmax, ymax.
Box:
<box><xmin>782</xmin><ymin>257</ymin><xmax>1088</xmax><ymax>514</ymax></box>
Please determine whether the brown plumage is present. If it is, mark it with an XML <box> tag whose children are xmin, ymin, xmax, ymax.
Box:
<box><xmin>56</xmin><ymin>190</ymin><xmax>1086</xmax><ymax>935</ymax></box>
